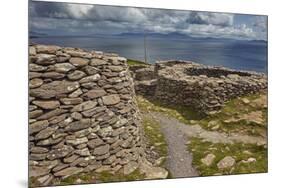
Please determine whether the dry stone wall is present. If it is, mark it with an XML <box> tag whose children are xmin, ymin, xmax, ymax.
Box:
<box><xmin>28</xmin><ymin>44</ymin><xmax>143</xmax><ymax>185</ymax></box>
<box><xmin>133</xmin><ymin>60</ymin><xmax>267</xmax><ymax>115</ymax></box>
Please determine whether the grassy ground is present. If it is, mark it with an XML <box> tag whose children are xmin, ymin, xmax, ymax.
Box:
<box><xmin>197</xmin><ymin>93</ymin><xmax>267</xmax><ymax>137</ymax></box>
<box><xmin>30</xmin><ymin>170</ymin><xmax>146</xmax><ymax>187</ymax></box>
<box><xmin>137</xmin><ymin>92</ymin><xmax>267</xmax><ymax>137</ymax></box>
<box><xmin>127</xmin><ymin>59</ymin><xmax>149</xmax><ymax>67</ymax></box>
<box><xmin>59</xmin><ymin>170</ymin><xmax>145</xmax><ymax>186</ymax></box>
<box><xmin>142</xmin><ymin>116</ymin><xmax>168</xmax><ymax>167</ymax></box>
<box><xmin>137</xmin><ymin>96</ymin><xmax>203</xmax><ymax>124</ymax></box>
<box><xmin>188</xmin><ymin>137</ymin><xmax>267</xmax><ymax>176</ymax></box>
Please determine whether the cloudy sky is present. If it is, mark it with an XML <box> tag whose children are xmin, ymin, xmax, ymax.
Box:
<box><xmin>29</xmin><ymin>1</ymin><xmax>267</xmax><ymax>41</ymax></box>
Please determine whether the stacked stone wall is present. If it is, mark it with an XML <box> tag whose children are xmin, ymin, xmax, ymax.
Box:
<box><xmin>133</xmin><ymin>60</ymin><xmax>267</xmax><ymax>114</ymax></box>
<box><xmin>28</xmin><ymin>44</ymin><xmax>143</xmax><ymax>185</ymax></box>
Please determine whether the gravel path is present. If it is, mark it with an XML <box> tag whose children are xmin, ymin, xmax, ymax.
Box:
<box><xmin>151</xmin><ymin>112</ymin><xmax>266</xmax><ymax>145</ymax></box>
<box><xmin>147</xmin><ymin>113</ymin><xmax>199</xmax><ymax>178</ymax></box>
<box><xmin>146</xmin><ymin>112</ymin><xmax>267</xmax><ymax>178</ymax></box>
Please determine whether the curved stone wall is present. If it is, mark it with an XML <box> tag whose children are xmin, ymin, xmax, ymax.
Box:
<box><xmin>133</xmin><ymin>60</ymin><xmax>267</xmax><ymax>114</ymax></box>
<box><xmin>28</xmin><ymin>44</ymin><xmax>143</xmax><ymax>185</ymax></box>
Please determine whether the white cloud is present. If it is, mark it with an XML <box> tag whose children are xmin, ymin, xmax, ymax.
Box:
<box><xmin>30</xmin><ymin>2</ymin><xmax>267</xmax><ymax>40</ymax></box>
<box><xmin>66</xmin><ymin>4</ymin><xmax>94</xmax><ymax>19</ymax></box>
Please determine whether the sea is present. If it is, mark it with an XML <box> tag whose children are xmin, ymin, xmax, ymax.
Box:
<box><xmin>31</xmin><ymin>35</ymin><xmax>268</xmax><ymax>73</ymax></box>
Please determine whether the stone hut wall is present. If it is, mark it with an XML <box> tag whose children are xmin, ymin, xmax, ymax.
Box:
<box><xmin>133</xmin><ymin>61</ymin><xmax>267</xmax><ymax>114</ymax></box>
<box><xmin>28</xmin><ymin>44</ymin><xmax>143</xmax><ymax>185</ymax></box>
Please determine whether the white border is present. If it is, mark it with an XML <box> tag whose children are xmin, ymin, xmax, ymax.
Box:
<box><xmin>1</xmin><ymin>0</ymin><xmax>280</xmax><ymax>188</ymax></box>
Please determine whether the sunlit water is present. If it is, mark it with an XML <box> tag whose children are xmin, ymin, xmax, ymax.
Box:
<box><xmin>31</xmin><ymin>35</ymin><xmax>267</xmax><ymax>73</ymax></box>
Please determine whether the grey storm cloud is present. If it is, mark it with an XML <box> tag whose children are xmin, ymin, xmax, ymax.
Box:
<box><xmin>29</xmin><ymin>1</ymin><xmax>267</xmax><ymax>40</ymax></box>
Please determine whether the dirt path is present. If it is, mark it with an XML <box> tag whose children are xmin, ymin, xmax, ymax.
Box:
<box><xmin>151</xmin><ymin>112</ymin><xmax>266</xmax><ymax>146</ymax></box>
<box><xmin>147</xmin><ymin>113</ymin><xmax>199</xmax><ymax>178</ymax></box>
<box><xmin>146</xmin><ymin>112</ymin><xmax>267</xmax><ymax>178</ymax></box>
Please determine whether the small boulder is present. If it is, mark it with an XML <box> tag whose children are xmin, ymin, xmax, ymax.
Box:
<box><xmin>201</xmin><ymin>153</ymin><xmax>216</xmax><ymax>166</ymax></box>
<box><xmin>217</xmin><ymin>156</ymin><xmax>235</xmax><ymax>169</ymax></box>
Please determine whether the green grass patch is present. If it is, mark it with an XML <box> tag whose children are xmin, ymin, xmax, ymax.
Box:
<box><xmin>188</xmin><ymin>137</ymin><xmax>267</xmax><ymax>176</ymax></box>
<box><xmin>59</xmin><ymin>169</ymin><xmax>145</xmax><ymax>186</ymax></box>
<box><xmin>127</xmin><ymin>59</ymin><xmax>149</xmax><ymax>66</ymax></box>
<box><xmin>198</xmin><ymin>93</ymin><xmax>267</xmax><ymax>136</ymax></box>
<box><xmin>142</xmin><ymin>116</ymin><xmax>168</xmax><ymax>167</ymax></box>
<box><xmin>137</xmin><ymin>92</ymin><xmax>267</xmax><ymax>137</ymax></box>
<box><xmin>137</xmin><ymin>96</ymin><xmax>203</xmax><ymax>125</ymax></box>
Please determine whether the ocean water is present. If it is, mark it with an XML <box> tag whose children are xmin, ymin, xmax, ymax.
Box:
<box><xmin>31</xmin><ymin>35</ymin><xmax>267</xmax><ymax>73</ymax></box>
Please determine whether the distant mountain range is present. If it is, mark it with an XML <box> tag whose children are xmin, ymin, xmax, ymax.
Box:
<box><xmin>29</xmin><ymin>30</ymin><xmax>267</xmax><ymax>43</ymax></box>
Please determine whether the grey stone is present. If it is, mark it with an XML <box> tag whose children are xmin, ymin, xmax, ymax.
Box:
<box><xmin>35</xmin><ymin>126</ymin><xmax>58</xmax><ymax>140</ymax></box>
<box><xmin>74</xmin><ymin>128</ymin><xmax>92</xmax><ymax>138</ymax></box>
<box><xmin>65</xmin><ymin>119</ymin><xmax>91</xmax><ymax>132</ymax></box>
<box><xmin>30</xmin><ymin>81</ymin><xmax>79</xmax><ymax>99</ymax></box>
<box><xmin>71</xmin><ymin>112</ymin><xmax>82</xmax><ymax>120</ymax></box>
<box><xmin>90</xmin><ymin>59</ymin><xmax>107</xmax><ymax>66</ymax></box>
<box><xmin>52</xmin><ymin>164</ymin><xmax>69</xmax><ymax>172</ymax></box>
<box><xmin>71</xmin><ymin>101</ymin><xmax>97</xmax><ymax>112</ymax></box>
<box><xmin>30</xmin><ymin>153</ymin><xmax>47</xmax><ymax>160</ymax></box>
<box><xmin>41</xmin><ymin>72</ymin><xmax>65</xmax><ymax>79</ymax></box>
<box><xmin>56</xmin><ymin>52</ymin><xmax>71</xmax><ymax>62</ymax></box>
<box><xmin>32</xmin><ymin>100</ymin><xmax>60</xmax><ymax>110</ymax></box>
<box><xmin>123</xmin><ymin>161</ymin><xmax>138</xmax><ymax>175</ymax></box>
<box><xmin>83</xmin><ymin>89</ymin><xmax>107</xmax><ymax>99</ymax></box>
<box><xmin>29</xmin><ymin>64</ymin><xmax>47</xmax><ymax>72</ymax></box>
<box><xmin>103</xmin><ymin>155</ymin><xmax>117</xmax><ymax>165</ymax></box>
<box><xmin>63</xmin><ymin>154</ymin><xmax>80</xmax><ymax>163</ymax></box>
<box><xmin>93</xmin><ymin>144</ymin><xmax>110</xmax><ymax>156</ymax></box>
<box><xmin>66</xmin><ymin>137</ymin><xmax>88</xmax><ymax>146</ymax></box>
<box><xmin>37</xmin><ymin>137</ymin><xmax>63</xmax><ymax>146</ymax></box>
<box><xmin>29</xmin><ymin>166</ymin><xmax>50</xmax><ymax>178</ymax></box>
<box><xmin>81</xmin><ymin>106</ymin><xmax>106</xmax><ymax>117</ymax></box>
<box><xmin>97</xmin><ymin>127</ymin><xmax>113</xmax><ymax>137</ymax></box>
<box><xmin>37</xmin><ymin>174</ymin><xmax>52</xmax><ymax>185</ymax></box>
<box><xmin>79</xmin><ymin>74</ymin><xmax>101</xmax><ymax>83</ymax></box>
<box><xmin>29</xmin><ymin>109</ymin><xmax>43</xmax><ymax>119</ymax></box>
<box><xmin>29</xmin><ymin>120</ymin><xmax>49</xmax><ymax>134</ymax></box>
<box><xmin>69</xmin><ymin>89</ymin><xmax>83</xmax><ymax>98</ymax></box>
<box><xmin>54</xmin><ymin>63</ymin><xmax>75</xmax><ymax>73</ymax></box>
<box><xmin>69</xmin><ymin>57</ymin><xmax>89</xmax><ymax>67</ymax></box>
<box><xmin>217</xmin><ymin>156</ymin><xmax>236</xmax><ymax>169</ymax></box>
<box><xmin>29</xmin><ymin>78</ymin><xmax>43</xmax><ymax>88</ymax></box>
<box><xmin>67</xmin><ymin>70</ymin><xmax>86</xmax><ymax>80</ymax></box>
<box><xmin>35</xmin><ymin>54</ymin><xmax>56</xmax><ymax>65</ymax></box>
<box><xmin>49</xmin><ymin>114</ymin><xmax>68</xmax><ymax>124</ymax></box>
<box><xmin>30</xmin><ymin>146</ymin><xmax>49</xmax><ymax>154</ymax></box>
<box><xmin>102</xmin><ymin>94</ymin><xmax>120</xmax><ymax>105</ymax></box>
<box><xmin>84</xmin><ymin>65</ymin><xmax>99</xmax><ymax>75</ymax></box>
<box><xmin>29</xmin><ymin>46</ymin><xmax>36</xmax><ymax>55</ymax></box>
<box><xmin>65</xmin><ymin>50</ymin><xmax>92</xmax><ymax>58</ymax></box>
<box><xmin>60</xmin><ymin>98</ymin><xmax>83</xmax><ymax>105</ymax></box>
<box><xmin>29</xmin><ymin>72</ymin><xmax>42</xmax><ymax>79</ymax></box>
<box><xmin>37</xmin><ymin>108</ymin><xmax>67</xmax><ymax>120</ymax></box>
<box><xmin>75</xmin><ymin>148</ymin><xmax>91</xmax><ymax>156</ymax></box>
<box><xmin>112</xmin><ymin>127</ymin><xmax>125</xmax><ymax>137</ymax></box>
<box><xmin>36</xmin><ymin>45</ymin><xmax>61</xmax><ymax>54</ymax></box>
<box><xmin>201</xmin><ymin>153</ymin><xmax>216</xmax><ymax>166</ymax></box>
<box><xmin>54</xmin><ymin>167</ymin><xmax>83</xmax><ymax>177</ymax></box>
<box><xmin>47</xmin><ymin>145</ymin><xmax>74</xmax><ymax>160</ymax></box>
<box><xmin>108</xmin><ymin>65</ymin><xmax>124</xmax><ymax>72</ymax></box>
<box><xmin>112</xmin><ymin>118</ymin><xmax>128</xmax><ymax>128</ymax></box>
<box><xmin>87</xmin><ymin>138</ymin><xmax>104</xmax><ymax>149</ymax></box>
